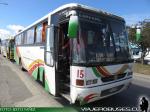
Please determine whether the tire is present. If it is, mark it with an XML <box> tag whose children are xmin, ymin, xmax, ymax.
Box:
<box><xmin>42</xmin><ymin>71</ymin><xmax>45</xmax><ymax>87</ymax></box>
<box><xmin>37</xmin><ymin>68</ymin><xmax>40</xmax><ymax>81</ymax></box>
<box><xmin>20</xmin><ymin>58</ymin><xmax>26</xmax><ymax>71</ymax></box>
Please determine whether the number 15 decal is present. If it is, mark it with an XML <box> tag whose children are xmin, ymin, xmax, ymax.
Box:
<box><xmin>77</xmin><ymin>70</ymin><xmax>84</xmax><ymax>78</ymax></box>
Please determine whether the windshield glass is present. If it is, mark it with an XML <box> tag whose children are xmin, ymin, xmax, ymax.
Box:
<box><xmin>72</xmin><ymin>19</ymin><xmax>131</xmax><ymax>64</ymax></box>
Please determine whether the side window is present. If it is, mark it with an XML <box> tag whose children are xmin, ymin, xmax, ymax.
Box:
<box><xmin>35</xmin><ymin>21</ymin><xmax>48</xmax><ymax>44</ymax></box>
<box><xmin>35</xmin><ymin>24</ymin><xmax>42</xmax><ymax>43</ymax></box>
<box><xmin>15</xmin><ymin>36</ymin><xmax>17</xmax><ymax>45</ymax></box>
<box><xmin>18</xmin><ymin>35</ymin><xmax>22</xmax><ymax>45</ymax></box>
<box><xmin>42</xmin><ymin>22</ymin><xmax>48</xmax><ymax>43</ymax></box>
<box><xmin>26</xmin><ymin>28</ymin><xmax>34</xmax><ymax>44</ymax></box>
<box><xmin>21</xmin><ymin>33</ymin><xmax>24</xmax><ymax>44</ymax></box>
<box><xmin>24</xmin><ymin>32</ymin><xmax>27</xmax><ymax>44</ymax></box>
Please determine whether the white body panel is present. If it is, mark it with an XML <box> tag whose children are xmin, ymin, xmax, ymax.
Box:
<box><xmin>19</xmin><ymin>46</ymin><xmax>45</xmax><ymax>69</ymax></box>
<box><xmin>70</xmin><ymin>63</ymin><xmax>133</xmax><ymax>104</ymax></box>
<box><xmin>16</xmin><ymin>45</ymin><xmax>56</xmax><ymax>95</ymax></box>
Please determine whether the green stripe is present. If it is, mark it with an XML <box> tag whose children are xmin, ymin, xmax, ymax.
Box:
<box><xmin>32</xmin><ymin>68</ymin><xmax>38</xmax><ymax>80</ymax></box>
<box><xmin>0</xmin><ymin>107</ymin><xmax>78</xmax><ymax>112</ymax></box>
<box><xmin>92</xmin><ymin>67</ymin><xmax>101</xmax><ymax>77</ymax></box>
<box><xmin>39</xmin><ymin>67</ymin><xmax>44</xmax><ymax>82</ymax></box>
<box><xmin>36</xmin><ymin>107</ymin><xmax>78</xmax><ymax>112</ymax></box>
<box><xmin>45</xmin><ymin>79</ymin><xmax>50</xmax><ymax>92</ymax></box>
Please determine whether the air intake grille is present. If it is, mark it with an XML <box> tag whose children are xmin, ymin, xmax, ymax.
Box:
<box><xmin>101</xmin><ymin>73</ymin><xmax>126</xmax><ymax>82</ymax></box>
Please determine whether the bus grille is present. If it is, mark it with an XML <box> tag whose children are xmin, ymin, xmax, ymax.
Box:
<box><xmin>101</xmin><ymin>73</ymin><xmax>126</xmax><ymax>82</ymax></box>
<box><xmin>101</xmin><ymin>85</ymin><xmax>124</xmax><ymax>97</ymax></box>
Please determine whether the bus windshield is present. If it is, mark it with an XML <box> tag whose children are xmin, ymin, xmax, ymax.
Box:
<box><xmin>72</xmin><ymin>19</ymin><xmax>131</xmax><ymax>65</ymax></box>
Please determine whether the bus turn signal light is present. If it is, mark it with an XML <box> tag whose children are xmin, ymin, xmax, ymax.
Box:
<box><xmin>76</xmin><ymin>79</ymin><xmax>84</xmax><ymax>86</ymax></box>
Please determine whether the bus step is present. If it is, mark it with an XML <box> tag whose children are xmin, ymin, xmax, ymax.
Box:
<box><xmin>61</xmin><ymin>93</ymin><xmax>71</xmax><ymax>102</ymax></box>
<box><xmin>61</xmin><ymin>84</ymin><xmax>70</xmax><ymax>92</ymax></box>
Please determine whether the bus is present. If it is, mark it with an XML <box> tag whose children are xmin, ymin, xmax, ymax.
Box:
<box><xmin>0</xmin><ymin>39</ymin><xmax>14</xmax><ymax>60</ymax></box>
<box><xmin>0</xmin><ymin>39</ymin><xmax>1</xmax><ymax>54</ymax></box>
<box><xmin>14</xmin><ymin>3</ymin><xmax>133</xmax><ymax>104</ymax></box>
<box><xmin>1</xmin><ymin>39</ymin><xmax>9</xmax><ymax>57</ymax></box>
<box><xmin>7</xmin><ymin>39</ymin><xmax>15</xmax><ymax>60</ymax></box>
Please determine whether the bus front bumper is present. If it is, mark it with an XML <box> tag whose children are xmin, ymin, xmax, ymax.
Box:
<box><xmin>71</xmin><ymin>77</ymin><xmax>132</xmax><ymax>104</ymax></box>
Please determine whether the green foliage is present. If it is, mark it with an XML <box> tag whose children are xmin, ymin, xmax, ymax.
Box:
<box><xmin>142</xmin><ymin>22</ymin><xmax>150</xmax><ymax>48</ymax></box>
<box><xmin>128</xmin><ymin>21</ymin><xmax>150</xmax><ymax>64</ymax></box>
<box><xmin>128</xmin><ymin>27</ymin><xmax>136</xmax><ymax>43</ymax></box>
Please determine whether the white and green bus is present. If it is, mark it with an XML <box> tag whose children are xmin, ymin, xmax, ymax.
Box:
<box><xmin>14</xmin><ymin>3</ymin><xmax>133</xmax><ymax>104</ymax></box>
<box><xmin>1</xmin><ymin>39</ymin><xmax>9</xmax><ymax>57</ymax></box>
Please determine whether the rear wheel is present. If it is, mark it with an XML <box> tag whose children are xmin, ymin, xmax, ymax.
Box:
<box><xmin>37</xmin><ymin>68</ymin><xmax>40</xmax><ymax>81</ymax></box>
<box><xmin>42</xmin><ymin>71</ymin><xmax>45</xmax><ymax>87</ymax></box>
<box><xmin>19</xmin><ymin>58</ymin><xmax>26</xmax><ymax>71</ymax></box>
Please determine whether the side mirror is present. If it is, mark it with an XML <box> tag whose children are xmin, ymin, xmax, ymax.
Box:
<box><xmin>68</xmin><ymin>16</ymin><xmax>79</xmax><ymax>38</ymax></box>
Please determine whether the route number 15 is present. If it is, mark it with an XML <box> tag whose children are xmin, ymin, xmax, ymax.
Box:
<box><xmin>77</xmin><ymin>70</ymin><xmax>84</xmax><ymax>78</ymax></box>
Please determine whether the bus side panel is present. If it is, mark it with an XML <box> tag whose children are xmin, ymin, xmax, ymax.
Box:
<box><xmin>18</xmin><ymin>45</ymin><xmax>55</xmax><ymax>95</ymax></box>
<box><xmin>19</xmin><ymin>46</ymin><xmax>44</xmax><ymax>79</ymax></box>
<box><xmin>14</xmin><ymin>46</ymin><xmax>20</xmax><ymax>65</ymax></box>
<box><xmin>44</xmin><ymin>65</ymin><xmax>56</xmax><ymax>95</ymax></box>
<box><xmin>15</xmin><ymin>45</ymin><xmax>55</xmax><ymax>94</ymax></box>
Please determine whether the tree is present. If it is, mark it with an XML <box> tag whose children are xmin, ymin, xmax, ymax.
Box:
<box><xmin>128</xmin><ymin>21</ymin><xmax>150</xmax><ymax>64</ymax></box>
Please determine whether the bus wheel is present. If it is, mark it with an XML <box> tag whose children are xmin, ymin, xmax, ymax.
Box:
<box><xmin>20</xmin><ymin>58</ymin><xmax>25</xmax><ymax>71</ymax></box>
<box><xmin>42</xmin><ymin>71</ymin><xmax>45</xmax><ymax>87</ymax></box>
<box><xmin>37</xmin><ymin>68</ymin><xmax>40</xmax><ymax>81</ymax></box>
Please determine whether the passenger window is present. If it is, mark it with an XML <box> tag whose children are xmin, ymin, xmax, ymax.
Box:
<box><xmin>18</xmin><ymin>35</ymin><xmax>22</xmax><ymax>45</ymax></box>
<box><xmin>23</xmin><ymin>32</ymin><xmax>27</xmax><ymax>44</ymax></box>
<box><xmin>26</xmin><ymin>28</ymin><xmax>34</xmax><ymax>44</ymax></box>
<box><xmin>42</xmin><ymin>22</ymin><xmax>48</xmax><ymax>43</ymax></box>
<box><xmin>35</xmin><ymin>24</ymin><xmax>42</xmax><ymax>43</ymax></box>
<box><xmin>15</xmin><ymin>36</ymin><xmax>17</xmax><ymax>45</ymax></box>
<box><xmin>20</xmin><ymin>33</ymin><xmax>24</xmax><ymax>44</ymax></box>
<box><xmin>35</xmin><ymin>21</ymin><xmax>48</xmax><ymax>43</ymax></box>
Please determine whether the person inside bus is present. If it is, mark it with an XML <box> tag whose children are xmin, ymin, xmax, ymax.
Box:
<box><xmin>62</xmin><ymin>30</ymin><xmax>70</xmax><ymax>64</ymax></box>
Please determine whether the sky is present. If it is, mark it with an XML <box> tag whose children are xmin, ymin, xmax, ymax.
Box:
<box><xmin>0</xmin><ymin>0</ymin><xmax>150</xmax><ymax>40</ymax></box>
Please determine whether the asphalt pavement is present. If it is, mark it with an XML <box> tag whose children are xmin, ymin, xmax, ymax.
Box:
<box><xmin>0</xmin><ymin>55</ymin><xmax>63</xmax><ymax>107</ymax></box>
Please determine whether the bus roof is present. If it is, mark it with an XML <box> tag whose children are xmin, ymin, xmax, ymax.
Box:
<box><xmin>15</xmin><ymin>3</ymin><xmax>125</xmax><ymax>36</ymax></box>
